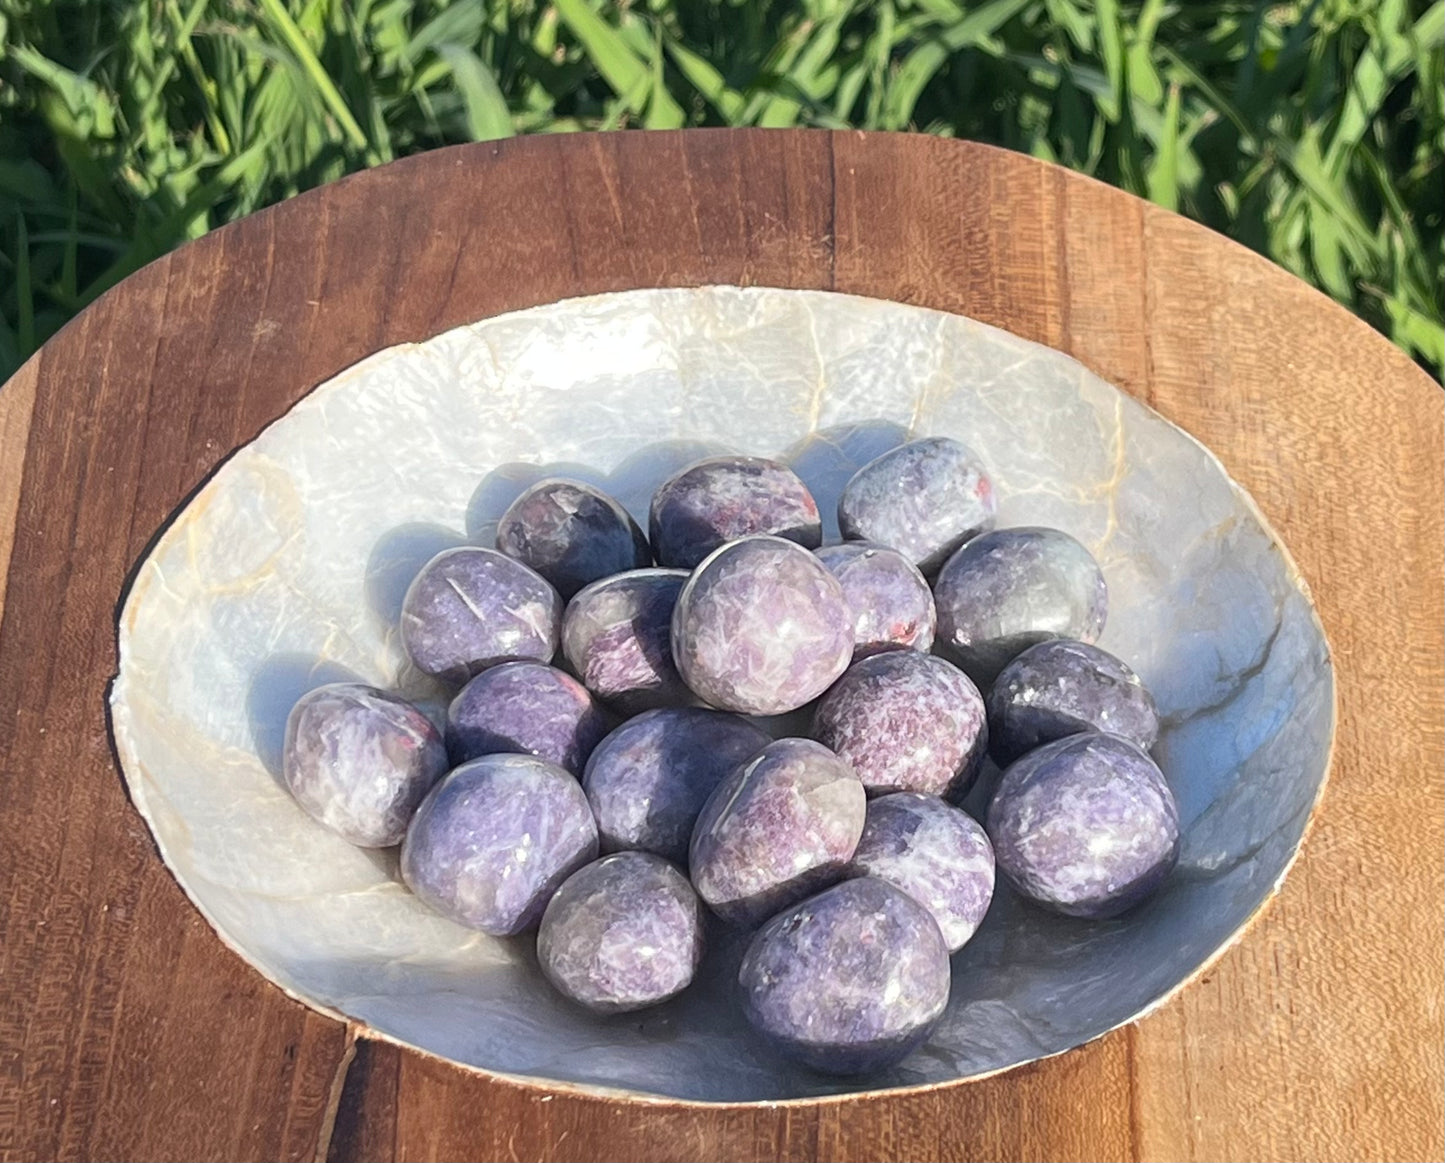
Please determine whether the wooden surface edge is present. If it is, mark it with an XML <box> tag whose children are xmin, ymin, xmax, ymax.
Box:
<box><xmin>0</xmin><ymin>356</ymin><xmax>40</xmax><ymax>632</ymax></box>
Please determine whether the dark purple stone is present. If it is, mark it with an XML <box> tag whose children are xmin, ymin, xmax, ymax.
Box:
<box><xmin>671</xmin><ymin>535</ymin><xmax>853</xmax><ymax>716</ymax></box>
<box><xmin>738</xmin><ymin>877</ymin><xmax>950</xmax><ymax>1074</ymax></box>
<box><xmin>987</xmin><ymin>733</ymin><xmax>1179</xmax><ymax>919</ymax></box>
<box><xmin>561</xmin><ymin>569</ymin><xmax>692</xmax><ymax>713</ymax></box>
<box><xmin>812</xmin><ymin>651</ymin><xmax>986</xmax><ymax>801</ymax></box>
<box><xmin>400</xmin><ymin>546</ymin><xmax>562</xmax><ymax>684</ymax></box>
<box><xmin>814</xmin><ymin>542</ymin><xmax>936</xmax><ymax>658</ymax></box>
<box><xmin>849</xmin><ymin>793</ymin><xmax>995</xmax><ymax>952</ymax></box>
<box><xmin>837</xmin><ymin>437</ymin><xmax>996</xmax><ymax>573</ymax></box>
<box><xmin>537</xmin><ymin>852</ymin><xmax>704</xmax><ymax>1013</ymax></box>
<box><xmin>988</xmin><ymin>639</ymin><xmax>1159</xmax><ymax>766</ymax></box>
<box><xmin>689</xmin><ymin>737</ymin><xmax>865</xmax><ymax>926</ymax></box>
<box><xmin>401</xmin><ymin>753</ymin><xmax>598</xmax><ymax>935</ymax></box>
<box><xmin>583</xmin><ymin>708</ymin><xmax>772</xmax><ymax>864</ymax></box>
<box><xmin>496</xmin><ymin>477</ymin><xmax>651</xmax><ymax>599</ymax></box>
<box><xmin>649</xmin><ymin>456</ymin><xmax>821</xmax><ymax>569</ymax></box>
<box><xmin>282</xmin><ymin>683</ymin><xmax>448</xmax><ymax>848</ymax></box>
<box><xmin>446</xmin><ymin>660</ymin><xmax>612</xmax><ymax>776</ymax></box>
<box><xmin>934</xmin><ymin>526</ymin><xmax>1108</xmax><ymax>688</ymax></box>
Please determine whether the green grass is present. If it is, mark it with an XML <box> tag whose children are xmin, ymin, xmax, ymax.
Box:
<box><xmin>1</xmin><ymin>0</ymin><xmax>1441</xmax><ymax>381</ymax></box>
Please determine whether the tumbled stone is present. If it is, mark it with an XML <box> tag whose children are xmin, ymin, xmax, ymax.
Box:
<box><xmin>496</xmin><ymin>477</ymin><xmax>651</xmax><ymax>599</ymax></box>
<box><xmin>848</xmin><ymin>793</ymin><xmax>994</xmax><ymax>951</ymax></box>
<box><xmin>401</xmin><ymin>753</ymin><xmax>598</xmax><ymax>935</ymax></box>
<box><xmin>561</xmin><ymin>568</ymin><xmax>692</xmax><ymax>712</ymax></box>
<box><xmin>282</xmin><ymin>682</ymin><xmax>448</xmax><ymax>848</ymax></box>
<box><xmin>583</xmin><ymin>708</ymin><xmax>771</xmax><ymax>864</ymax></box>
<box><xmin>812</xmin><ymin>651</ymin><xmax>986</xmax><ymax>800</ymax></box>
<box><xmin>689</xmin><ymin>737</ymin><xmax>865</xmax><ymax>926</ymax></box>
<box><xmin>538</xmin><ymin>852</ymin><xmax>704</xmax><ymax>1013</ymax></box>
<box><xmin>400</xmin><ymin>546</ymin><xmax>562</xmax><ymax>684</ymax></box>
<box><xmin>446</xmin><ymin>660</ymin><xmax>612</xmax><ymax>775</ymax></box>
<box><xmin>837</xmin><ymin>437</ymin><xmax>996</xmax><ymax>573</ymax></box>
<box><xmin>814</xmin><ymin>542</ymin><xmax>936</xmax><ymax>658</ymax></box>
<box><xmin>649</xmin><ymin>456</ymin><xmax>821</xmax><ymax>569</ymax></box>
<box><xmin>934</xmin><ymin>526</ymin><xmax>1107</xmax><ymax>687</ymax></box>
<box><xmin>671</xmin><ymin>535</ymin><xmax>852</xmax><ymax>716</ymax></box>
<box><xmin>738</xmin><ymin>877</ymin><xmax>950</xmax><ymax>1074</ymax></box>
<box><xmin>988</xmin><ymin>638</ymin><xmax>1159</xmax><ymax>765</ymax></box>
<box><xmin>988</xmin><ymin>733</ymin><xmax>1179</xmax><ymax>919</ymax></box>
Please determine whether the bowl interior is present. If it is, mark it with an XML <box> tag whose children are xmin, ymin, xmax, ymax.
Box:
<box><xmin>111</xmin><ymin>287</ymin><xmax>1333</xmax><ymax>1102</ymax></box>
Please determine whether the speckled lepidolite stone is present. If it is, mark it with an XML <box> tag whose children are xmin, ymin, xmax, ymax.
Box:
<box><xmin>538</xmin><ymin>852</ymin><xmax>705</xmax><ymax>1013</ymax></box>
<box><xmin>988</xmin><ymin>733</ymin><xmax>1179</xmax><ymax>920</ymax></box>
<box><xmin>496</xmin><ymin>478</ymin><xmax>651</xmax><ymax>599</ymax></box>
<box><xmin>561</xmin><ymin>569</ymin><xmax>692</xmax><ymax>712</ymax></box>
<box><xmin>689</xmin><ymin>737</ymin><xmax>866</xmax><ymax>926</ymax></box>
<box><xmin>400</xmin><ymin>546</ymin><xmax>562</xmax><ymax>684</ymax></box>
<box><xmin>987</xmin><ymin>639</ymin><xmax>1159</xmax><ymax>766</ymax></box>
<box><xmin>933</xmin><ymin>526</ymin><xmax>1108</xmax><ymax>688</ymax></box>
<box><xmin>837</xmin><ymin>437</ymin><xmax>996</xmax><ymax>574</ymax></box>
<box><xmin>738</xmin><ymin>877</ymin><xmax>950</xmax><ymax>1074</ymax></box>
<box><xmin>401</xmin><ymin>753</ymin><xmax>598</xmax><ymax>935</ymax></box>
<box><xmin>814</xmin><ymin>542</ymin><xmax>936</xmax><ymax>658</ymax></box>
<box><xmin>446</xmin><ymin>660</ymin><xmax>612</xmax><ymax>775</ymax></box>
<box><xmin>812</xmin><ymin>651</ymin><xmax>987</xmax><ymax>801</ymax></box>
<box><xmin>282</xmin><ymin>683</ymin><xmax>448</xmax><ymax>848</ymax></box>
<box><xmin>671</xmin><ymin>536</ymin><xmax>853</xmax><ymax>716</ymax></box>
<box><xmin>649</xmin><ymin>456</ymin><xmax>822</xmax><ymax>569</ymax></box>
<box><xmin>583</xmin><ymin>708</ymin><xmax>772</xmax><ymax>864</ymax></box>
<box><xmin>848</xmin><ymin>793</ymin><xmax>995</xmax><ymax>952</ymax></box>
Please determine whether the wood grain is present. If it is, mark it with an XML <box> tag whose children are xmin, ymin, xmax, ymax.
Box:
<box><xmin>0</xmin><ymin>130</ymin><xmax>1439</xmax><ymax>1163</ymax></box>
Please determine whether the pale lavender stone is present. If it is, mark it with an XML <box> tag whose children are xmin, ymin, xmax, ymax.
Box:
<box><xmin>814</xmin><ymin>542</ymin><xmax>936</xmax><ymax>658</ymax></box>
<box><xmin>496</xmin><ymin>478</ymin><xmax>651</xmax><ymax>599</ymax></box>
<box><xmin>400</xmin><ymin>546</ymin><xmax>562</xmax><ymax>684</ymax></box>
<box><xmin>282</xmin><ymin>683</ymin><xmax>448</xmax><ymax>848</ymax></box>
<box><xmin>671</xmin><ymin>536</ymin><xmax>852</xmax><ymax>716</ymax></box>
<box><xmin>583</xmin><ymin>708</ymin><xmax>772</xmax><ymax>864</ymax></box>
<box><xmin>812</xmin><ymin>651</ymin><xmax>986</xmax><ymax>801</ymax></box>
<box><xmin>988</xmin><ymin>733</ymin><xmax>1179</xmax><ymax>919</ymax></box>
<box><xmin>837</xmin><ymin>437</ymin><xmax>996</xmax><ymax>573</ymax></box>
<box><xmin>988</xmin><ymin>639</ymin><xmax>1159</xmax><ymax>766</ymax></box>
<box><xmin>561</xmin><ymin>569</ymin><xmax>692</xmax><ymax>713</ymax></box>
<box><xmin>689</xmin><ymin>737</ymin><xmax>865</xmax><ymax>926</ymax></box>
<box><xmin>849</xmin><ymin>793</ymin><xmax>995</xmax><ymax>952</ymax></box>
<box><xmin>649</xmin><ymin>456</ymin><xmax>822</xmax><ymax>569</ymax></box>
<box><xmin>401</xmin><ymin>753</ymin><xmax>598</xmax><ymax>935</ymax></box>
<box><xmin>934</xmin><ymin>526</ymin><xmax>1108</xmax><ymax>688</ymax></box>
<box><xmin>738</xmin><ymin>877</ymin><xmax>950</xmax><ymax>1074</ymax></box>
<box><xmin>538</xmin><ymin>852</ymin><xmax>704</xmax><ymax>1013</ymax></box>
<box><xmin>446</xmin><ymin>660</ymin><xmax>612</xmax><ymax>776</ymax></box>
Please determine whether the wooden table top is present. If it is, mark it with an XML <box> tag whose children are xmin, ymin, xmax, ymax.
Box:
<box><xmin>0</xmin><ymin>129</ymin><xmax>1440</xmax><ymax>1163</ymax></box>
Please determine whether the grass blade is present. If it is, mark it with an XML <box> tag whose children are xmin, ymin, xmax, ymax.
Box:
<box><xmin>436</xmin><ymin>45</ymin><xmax>515</xmax><ymax>141</ymax></box>
<box><xmin>254</xmin><ymin>0</ymin><xmax>372</xmax><ymax>154</ymax></box>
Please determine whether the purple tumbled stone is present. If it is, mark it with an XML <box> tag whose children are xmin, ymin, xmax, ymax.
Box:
<box><xmin>812</xmin><ymin>651</ymin><xmax>987</xmax><ymax>801</ymax></box>
<box><xmin>561</xmin><ymin>569</ymin><xmax>692</xmax><ymax>712</ymax></box>
<box><xmin>689</xmin><ymin>737</ymin><xmax>866</xmax><ymax>926</ymax></box>
<box><xmin>814</xmin><ymin>542</ymin><xmax>936</xmax><ymax>658</ymax></box>
<box><xmin>934</xmin><ymin>526</ymin><xmax>1108</xmax><ymax>688</ymax></box>
<box><xmin>988</xmin><ymin>639</ymin><xmax>1159</xmax><ymax>766</ymax></box>
<box><xmin>496</xmin><ymin>478</ymin><xmax>651</xmax><ymax>600</ymax></box>
<box><xmin>538</xmin><ymin>852</ymin><xmax>704</xmax><ymax>1013</ymax></box>
<box><xmin>837</xmin><ymin>437</ymin><xmax>996</xmax><ymax>573</ymax></box>
<box><xmin>672</xmin><ymin>535</ymin><xmax>853</xmax><ymax>716</ymax></box>
<box><xmin>401</xmin><ymin>753</ymin><xmax>598</xmax><ymax>935</ymax></box>
<box><xmin>446</xmin><ymin>660</ymin><xmax>612</xmax><ymax>775</ymax></box>
<box><xmin>849</xmin><ymin>793</ymin><xmax>995</xmax><ymax>952</ymax></box>
<box><xmin>988</xmin><ymin>733</ymin><xmax>1179</xmax><ymax>919</ymax></box>
<box><xmin>583</xmin><ymin>708</ymin><xmax>772</xmax><ymax>864</ymax></box>
<box><xmin>400</xmin><ymin>546</ymin><xmax>562</xmax><ymax>684</ymax></box>
<box><xmin>649</xmin><ymin>456</ymin><xmax>822</xmax><ymax>569</ymax></box>
<box><xmin>738</xmin><ymin>877</ymin><xmax>950</xmax><ymax>1074</ymax></box>
<box><xmin>282</xmin><ymin>683</ymin><xmax>448</xmax><ymax>848</ymax></box>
